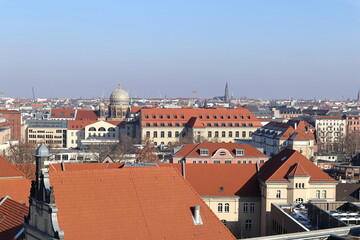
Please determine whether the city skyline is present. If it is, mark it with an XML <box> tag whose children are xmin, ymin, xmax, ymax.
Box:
<box><xmin>1</xmin><ymin>0</ymin><xmax>360</xmax><ymax>99</ymax></box>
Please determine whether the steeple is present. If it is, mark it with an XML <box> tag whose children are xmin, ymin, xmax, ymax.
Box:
<box><xmin>224</xmin><ymin>82</ymin><xmax>230</xmax><ymax>103</ymax></box>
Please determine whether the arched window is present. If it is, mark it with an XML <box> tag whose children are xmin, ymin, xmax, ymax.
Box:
<box><xmin>322</xmin><ymin>190</ymin><xmax>327</xmax><ymax>199</ymax></box>
<box><xmin>146</xmin><ymin>131</ymin><xmax>150</xmax><ymax>137</ymax></box>
<box><xmin>235</xmin><ymin>131</ymin><xmax>239</xmax><ymax>137</ymax></box>
<box><xmin>316</xmin><ymin>190</ymin><xmax>320</xmax><ymax>199</ymax></box>
<box><xmin>214</xmin><ymin>131</ymin><xmax>219</xmax><ymax>137</ymax></box>
<box><xmin>242</xmin><ymin>131</ymin><xmax>246</xmax><ymax>137</ymax></box>
<box><xmin>295</xmin><ymin>198</ymin><xmax>303</xmax><ymax>204</ymax></box>
<box><xmin>161</xmin><ymin>131</ymin><xmax>165</xmax><ymax>138</ymax></box>
<box><xmin>153</xmin><ymin>131</ymin><xmax>158</xmax><ymax>138</ymax></box>
<box><xmin>175</xmin><ymin>131</ymin><xmax>179</xmax><ymax>137</ymax></box>
<box><xmin>218</xmin><ymin>203</ymin><xmax>223</xmax><ymax>213</ymax></box>
<box><xmin>222</xmin><ymin>131</ymin><xmax>226</xmax><ymax>137</ymax></box>
<box><xmin>89</xmin><ymin>127</ymin><xmax>96</xmax><ymax>131</ymax></box>
<box><xmin>245</xmin><ymin>219</ymin><xmax>252</xmax><ymax>230</ymax></box>
<box><xmin>168</xmin><ymin>131</ymin><xmax>172</xmax><ymax>138</ymax></box>
<box><xmin>295</xmin><ymin>183</ymin><xmax>298</xmax><ymax>188</ymax></box>
<box><xmin>154</xmin><ymin>142</ymin><xmax>157</xmax><ymax>146</ymax></box>
<box><xmin>108</xmin><ymin>127</ymin><xmax>115</xmax><ymax>132</ymax></box>
<box><xmin>276</xmin><ymin>190</ymin><xmax>281</xmax><ymax>199</ymax></box>
<box><xmin>228</xmin><ymin>131</ymin><xmax>233</xmax><ymax>137</ymax></box>
<box><xmin>224</xmin><ymin>203</ymin><xmax>230</xmax><ymax>213</ymax></box>
<box><xmin>98</xmin><ymin>127</ymin><xmax>106</xmax><ymax>131</ymax></box>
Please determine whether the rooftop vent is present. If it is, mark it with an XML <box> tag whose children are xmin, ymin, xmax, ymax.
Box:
<box><xmin>192</xmin><ymin>205</ymin><xmax>203</xmax><ymax>225</ymax></box>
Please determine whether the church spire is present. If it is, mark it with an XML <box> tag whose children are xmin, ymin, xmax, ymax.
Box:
<box><xmin>224</xmin><ymin>82</ymin><xmax>230</xmax><ymax>103</ymax></box>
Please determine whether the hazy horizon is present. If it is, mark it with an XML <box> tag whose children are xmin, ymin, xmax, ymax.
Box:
<box><xmin>1</xmin><ymin>0</ymin><xmax>360</xmax><ymax>99</ymax></box>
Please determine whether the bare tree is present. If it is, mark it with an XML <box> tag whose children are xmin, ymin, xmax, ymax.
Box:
<box><xmin>136</xmin><ymin>137</ymin><xmax>158</xmax><ymax>163</ymax></box>
<box><xmin>1</xmin><ymin>141</ymin><xmax>36</xmax><ymax>164</ymax></box>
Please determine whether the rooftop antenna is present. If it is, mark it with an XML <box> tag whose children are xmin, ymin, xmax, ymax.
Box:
<box><xmin>32</xmin><ymin>87</ymin><xmax>35</xmax><ymax>102</ymax></box>
<box><xmin>192</xmin><ymin>90</ymin><xmax>197</xmax><ymax>99</ymax></box>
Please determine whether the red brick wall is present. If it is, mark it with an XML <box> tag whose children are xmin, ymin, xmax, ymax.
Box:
<box><xmin>0</xmin><ymin>110</ymin><xmax>21</xmax><ymax>140</ymax></box>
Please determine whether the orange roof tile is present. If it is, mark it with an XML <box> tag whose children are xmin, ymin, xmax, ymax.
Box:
<box><xmin>75</xmin><ymin>109</ymin><xmax>98</xmax><ymax>121</ymax></box>
<box><xmin>50</xmin><ymin>167</ymin><xmax>235</xmax><ymax>240</ymax></box>
<box><xmin>14</xmin><ymin>164</ymin><xmax>36</xmax><ymax>181</ymax></box>
<box><xmin>258</xmin><ymin>148</ymin><xmax>336</xmax><ymax>183</ymax></box>
<box><xmin>140</xmin><ymin>107</ymin><xmax>262</xmax><ymax>128</ymax></box>
<box><xmin>50</xmin><ymin>109</ymin><xmax>75</xmax><ymax>119</ymax></box>
<box><xmin>0</xmin><ymin>196</ymin><xmax>29</xmax><ymax>240</ymax></box>
<box><xmin>0</xmin><ymin>178</ymin><xmax>30</xmax><ymax>205</ymax></box>
<box><xmin>175</xmin><ymin>143</ymin><xmax>267</xmax><ymax>159</ymax></box>
<box><xmin>49</xmin><ymin>162</ymin><xmax>124</xmax><ymax>172</ymax></box>
<box><xmin>67</xmin><ymin>120</ymin><xmax>98</xmax><ymax>130</ymax></box>
<box><xmin>158</xmin><ymin>163</ymin><xmax>260</xmax><ymax>197</ymax></box>
<box><xmin>0</xmin><ymin>156</ymin><xmax>26</xmax><ymax>178</ymax></box>
<box><xmin>287</xmin><ymin>163</ymin><xmax>310</xmax><ymax>177</ymax></box>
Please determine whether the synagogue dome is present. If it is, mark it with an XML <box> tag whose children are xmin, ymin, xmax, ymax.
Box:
<box><xmin>110</xmin><ymin>83</ymin><xmax>130</xmax><ymax>105</ymax></box>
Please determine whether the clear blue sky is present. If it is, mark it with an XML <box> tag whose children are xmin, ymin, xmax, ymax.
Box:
<box><xmin>1</xmin><ymin>0</ymin><xmax>359</xmax><ymax>100</ymax></box>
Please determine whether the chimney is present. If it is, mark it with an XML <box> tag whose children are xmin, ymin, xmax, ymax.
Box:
<box><xmin>256</xmin><ymin>161</ymin><xmax>260</xmax><ymax>173</ymax></box>
<box><xmin>193</xmin><ymin>205</ymin><xmax>203</xmax><ymax>225</ymax></box>
<box><xmin>181</xmin><ymin>160</ymin><xmax>186</xmax><ymax>179</ymax></box>
<box><xmin>61</xmin><ymin>160</ymin><xmax>66</xmax><ymax>171</ymax></box>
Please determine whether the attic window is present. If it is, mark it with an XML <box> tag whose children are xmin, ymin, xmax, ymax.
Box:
<box><xmin>219</xmin><ymin>151</ymin><xmax>226</xmax><ymax>156</ymax></box>
<box><xmin>200</xmin><ymin>149</ymin><xmax>209</xmax><ymax>156</ymax></box>
<box><xmin>235</xmin><ymin>149</ymin><xmax>244</xmax><ymax>156</ymax></box>
<box><xmin>219</xmin><ymin>186</ymin><xmax>224</xmax><ymax>192</ymax></box>
<box><xmin>281</xmin><ymin>156</ymin><xmax>287</xmax><ymax>161</ymax></box>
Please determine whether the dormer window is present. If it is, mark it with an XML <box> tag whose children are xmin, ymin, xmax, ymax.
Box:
<box><xmin>235</xmin><ymin>149</ymin><xmax>244</xmax><ymax>156</ymax></box>
<box><xmin>219</xmin><ymin>151</ymin><xmax>226</xmax><ymax>156</ymax></box>
<box><xmin>200</xmin><ymin>149</ymin><xmax>209</xmax><ymax>156</ymax></box>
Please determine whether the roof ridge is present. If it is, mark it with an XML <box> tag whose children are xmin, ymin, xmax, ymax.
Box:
<box><xmin>260</xmin><ymin>149</ymin><xmax>295</xmax><ymax>182</ymax></box>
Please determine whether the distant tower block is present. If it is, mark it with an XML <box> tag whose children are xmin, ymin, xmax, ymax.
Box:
<box><xmin>224</xmin><ymin>82</ymin><xmax>230</xmax><ymax>103</ymax></box>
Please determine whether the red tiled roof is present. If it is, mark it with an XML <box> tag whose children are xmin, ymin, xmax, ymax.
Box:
<box><xmin>287</xmin><ymin>163</ymin><xmax>309</xmax><ymax>177</ymax></box>
<box><xmin>67</xmin><ymin>120</ymin><xmax>97</xmax><ymax>130</ymax></box>
<box><xmin>175</xmin><ymin>143</ymin><xmax>267</xmax><ymax>159</ymax></box>
<box><xmin>158</xmin><ymin>163</ymin><xmax>260</xmax><ymax>197</ymax></box>
<box><xmin>0</xmin><ymin>196</ymin><xmax>29</xmax><ymax>240</ymax></box>
<box><xmin>49</xmin><ymin>162</ymin><xmax>124</xmax><ymax>172</ymax></box>
<box><xmin>50</xmin><ymin>167</ymin><xmax>235</xmax><ymax>240</ymax></box>
<box><xmin>131</xmin><ymin>106</ymin><xmax>142</xmax><ymax>113</ymax></box>
<box><xmin>0</xmin><ymin>178</ymin><xmax>30</xmax><ymax>205</ymax></box>
<box><xmin>315</xmin><ymin>116</ymin><xmax>342</xmax><ymax>119</ymax></box>
<box><xmin>258</xmin><ymin>148</ymin><xmax>336</xmax><ymax>183</ymax></box>
<box><xmin>50</xmin><ymin>109</ymin><xmax>76</xmax><ymax>119</ymax></box>
<box><xmin>75</xmin><ymin>109</ymin><xmax>98</xmax><ymax>121</ymax></box>
<box><xmin>0</xmin><ymin>156</ymin><xmax>31</xmax><ymax>204</ymax></box>
<box><xmin>0</xmin><ymin>156</ymin><xmax>26</xmax><ymax>178</ymax></box>
<box><xmin>0</xmin><ymin>110</ymin><xmax>21</xmax><ymax>114</ymax></box>
<box><xmin>140</xmin><ymin>107</ymin><xmax>262</xmax><ymax>127</ymax></box>
<box><xmin>14</xmin><ymin>164</ymin><xmax>36</xmax><ymax>181</ymax></box>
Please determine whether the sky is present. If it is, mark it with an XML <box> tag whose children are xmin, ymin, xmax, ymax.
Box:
<box><xmin>0</xmin><ymin>0</ymin><xmax>360</xmax><ymax>100</ymax></box>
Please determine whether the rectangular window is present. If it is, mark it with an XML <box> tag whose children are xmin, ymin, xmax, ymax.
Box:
<box><xmin>243</xmin><ymin>203</ymin><xmax>248</xmax><ymax>213</ymax></box>
<box><xmin>200</xmin><ymin>149</ymin><xmax>209</xmax><ymax>156</ymax></box>
<box><xmin>214</xmin><ymin>161</ymin><xmax>220</xmax><ymax>164</ymax></box>
<box><xmin>250</xmin><ymin>203</ymin><xmax>254</xmax><ymax>213</ymax></box>
<box><xmin>225</xmin><ymin>160</ymin><xmax>231</xmax><ymax>164</ymax></box>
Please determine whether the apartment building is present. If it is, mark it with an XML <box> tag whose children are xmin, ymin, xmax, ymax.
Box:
<box><xmin>252</xmin><ymin>120</ymin><xmax>316</xmax><ymax>159</ymax></box>
<box><xmin>139</xmin><ymin>107</ymin><xmax>262</xmax><ymax>146</ymax></box>
<box><xmin>26</xmin><ymin>120</ymin><xmax>67</xmax><ymax>147</ymax></box>
<box><xmin>315</xmin><ymin>116</ymin><xmax>346</xmax><ymax>151</ymax></box>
